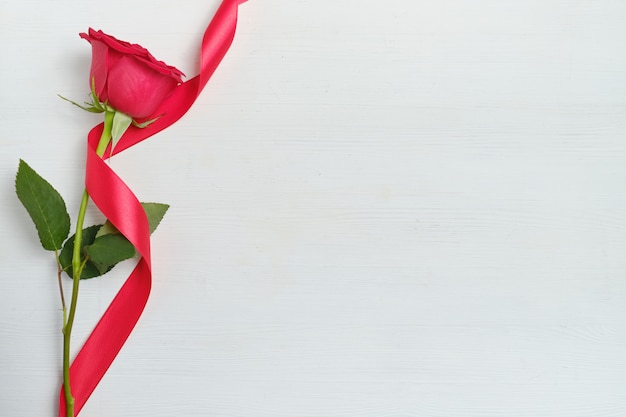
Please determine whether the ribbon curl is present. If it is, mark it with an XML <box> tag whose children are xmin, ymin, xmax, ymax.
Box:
<box><xmin>59</xmin><ymin>1</ymin><xmax>247</xmax><ymax>415</ymax></box>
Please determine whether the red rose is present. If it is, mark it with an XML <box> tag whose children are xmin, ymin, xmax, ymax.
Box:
<box><xmin>80</xmin><ymin>28</ymin><xmax>184</xmax><ymax>119</ymax></box>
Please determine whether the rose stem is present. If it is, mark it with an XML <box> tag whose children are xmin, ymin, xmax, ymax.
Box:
<box><xmin>55</xmin><ymin>250</ymin><xmax>67</xmax><ymax>324</ymax></box>
<box><xmin>63</xmin><ymin>110</ymin><xmax>114</xmax><ymax>417</ymax></box>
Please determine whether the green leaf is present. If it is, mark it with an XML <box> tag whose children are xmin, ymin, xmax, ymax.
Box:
<box><xmin>94</xmin><ymin>221</ymin><xmax>119</xmax><ymax>238</ymax></box>
<box><xmin>141</xmin><ymin>202</ymin><xmax>169</xmax><ymax>233</ymax></box>
<box><xmin>60</xmin><ymin>225</ymin><xmax>134</xmax><ymax>279</ymax></box>
<box><xmin>15</xmin><ymin>160</ymin><xmax>71</xmax><ymax>251</ymax></box>
<box><xmin>59</xmin><ymin>225</ymin><xmax>105</xmax><ymax>279</ymax></box>
<box><xmin>85</xmin><ymin>234</ymin><xmax>136</xmax><ymax>274</ymax></box>
<box><xmin>61</xmin><ymin>203</ymin><xmax>169</xmax><ymax>279</ymax></box>
<box><xmin>96</xmin><ymin>202</ymin><xmax>169</xmax><ymax>238</ymax></box>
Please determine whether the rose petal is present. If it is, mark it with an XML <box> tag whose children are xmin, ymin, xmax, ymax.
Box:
<box><xmin>87</xmin><ymin>40</ymin><xmax>110</xmax><ymax>100</ymax></box>
<box><xmin>106</xmin><ymin>56</ymin><xmax>179</xmax><ymax>119</ymax></box>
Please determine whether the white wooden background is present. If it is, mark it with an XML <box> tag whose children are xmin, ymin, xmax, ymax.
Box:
<box><xmin>1</xmin><ymin>1</ymin><xmax>626</xmax><ymax>416</ymax></box>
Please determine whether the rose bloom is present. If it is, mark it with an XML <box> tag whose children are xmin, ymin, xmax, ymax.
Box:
<box><xmin>80</xmin><ymin>28</ymin><xmax>184</xmax><ymax>120</ymax></box>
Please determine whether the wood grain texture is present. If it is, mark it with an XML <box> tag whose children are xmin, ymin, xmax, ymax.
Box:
<box><xmin>1</xmin><ymin>0</ymin><xmax>626</xmax><ymax>416</ymax></box>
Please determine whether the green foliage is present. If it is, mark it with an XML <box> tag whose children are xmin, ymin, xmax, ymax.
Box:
<box><xmin>16</xmin><ymin>157</ymin><xmax>169</xmax><ymax>279</ymax></box>
<box><xmin>94</xmin><ymin>221</ymin><xmax>118</xmax><ymax>238</ymax></box>
<box><xmin>142</xmin><ymin>202</ymin><xmax>169</xmax><ymax>233</ymax></box>
<box><xmin>58</xmin><ymin>225</ymin><xmax>105</xmax><ymax>279</ymax></box>
<box><xmin>60</xmin><ymin>203</ymin><xmax>169</xmax><ymax>279</ymax></box>
<box><xmin>15</xmin><ymin>160</ymin><xmax>70</xmax><ymax>251</ymax></box>
<box><xmin>60</xmin><ymin>224</ymin><xmax>138</xmax><ymax>279</ymax></box>
<box><xmin>96</xmin><ymin>202</ymin><xmax>169</xmax><ymax>237</ymax></box>
<box><xmin>85</xmin><ymin>234</ymin><xmax>136</xmax><ymax>275</ymax></box>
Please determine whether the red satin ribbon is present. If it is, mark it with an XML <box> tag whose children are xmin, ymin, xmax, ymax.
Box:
<box><xmin>59</xmin><ymin>1</ymin><xmax>247</xmax><ymax>415</ymax></box>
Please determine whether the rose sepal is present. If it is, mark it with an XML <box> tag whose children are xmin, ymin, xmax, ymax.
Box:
<box><xmin>58</xmin><ymin>78</ymin><xmax>108</xmax><ymax>114</ymax></box>
<box><xmin>110</xmin><ymin>111</ymin><xmax>133</xmax><ymax>153</ymax></box>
